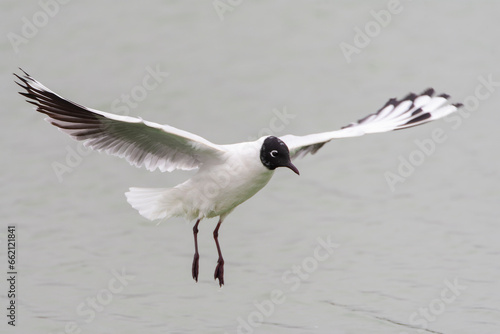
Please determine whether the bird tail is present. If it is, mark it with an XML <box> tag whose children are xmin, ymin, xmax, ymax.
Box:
<box><xmin>125</xmin><ymin>187</ymin><xmax>181</xmax><ymax>221</ymax></box>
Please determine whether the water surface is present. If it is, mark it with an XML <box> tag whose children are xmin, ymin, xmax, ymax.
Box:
<box><xmin>2</xmin><ymin>1</ymin><xmax>500</xmax><ymax>333</ymax></box>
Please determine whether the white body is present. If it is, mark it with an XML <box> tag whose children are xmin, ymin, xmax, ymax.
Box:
<box><xmin>126</xmin><ymin>139</ymin><xmax>274</xmax><ymax>221</ymax></box>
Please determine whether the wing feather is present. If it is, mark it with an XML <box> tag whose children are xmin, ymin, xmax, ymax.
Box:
<box><xmin>15</xmin><ymin>70</ymin><xmax>225</xmax><ymax>172</ymax></box>
<box><xmin>281</xmin><ymin>89</ymin><xmax>462</xmax><ymax>160</ymax></box>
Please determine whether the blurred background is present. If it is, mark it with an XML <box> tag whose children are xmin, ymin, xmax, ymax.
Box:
<box><xmin>2</xmin><ymin>1</ymin><xmax>500</xmax><ymax>333</ymax></box>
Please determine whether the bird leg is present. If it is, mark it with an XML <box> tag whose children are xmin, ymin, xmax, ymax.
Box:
<box><xmin>192</xmin><ymin>219</ymin><xmax>201</xmax><ymax>282</ymax></box>
<box><xmin>213</xmin><ymin>219</ymin><xmax>224</xmax><ymax>287</ymax></box>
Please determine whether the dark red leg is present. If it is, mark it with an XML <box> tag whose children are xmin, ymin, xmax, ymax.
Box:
<box><xmin>213</xmin><ymin>219</ymin><xmax>224</xmax><ymax>287</ymax></box>
<box><xmin>192</xmin><ymin>219</ymin><xmax>201</xmax><ymax>282</ymax></box>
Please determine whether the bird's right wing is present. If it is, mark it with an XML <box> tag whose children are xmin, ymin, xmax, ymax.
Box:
<box><xmin>281</xmin><ymin>89</ymin><xmax>462</xmax><ymax>160</ymax></box>
<box><xmin>15</xmin><ymin>69</ymin><xmax>226</xmax><ymax>172</ymax></box>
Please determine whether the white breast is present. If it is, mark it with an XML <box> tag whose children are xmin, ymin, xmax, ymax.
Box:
<box><xmin>175</xmin><ymin>140</ymin><xmax>274</xmax><ymax>220</ymax></box>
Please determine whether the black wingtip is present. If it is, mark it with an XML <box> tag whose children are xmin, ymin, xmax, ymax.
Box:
<box><xmin>402</xmin><ymin>92</ymin><xmax>418</xmax><ymax>101</ymax></box>
<box><xmin>18</xmin><ymin>92</ymin><xmax>32</xmax><ymax>99</ymax></box>
<box><xmin>18</xmin><ymin>67</ymin><xmax>29</xmax><ymax>76</ymax></box>
<box><xmin>405</xmin><ymin>112</ymin><xmax>431</xmax><ymax>125</ymax></box>
<box><xmin>421</xmin><ymin>88</ymin><xmax>435</xmax><ymax>96</ymax></box>
<box><xmin>14</xmin><ymin>78</ymin><xmax>27</xmax><ymax>89</ymax></box>
<box><xmin>14</xmin><ymin>70</ymin><xmax>34</xmax><ymax>100</ymax></box>
<box><xmin>14</xmin><ymin>68</ymin><xmax>28</xmax><ymax>81</ymax></box>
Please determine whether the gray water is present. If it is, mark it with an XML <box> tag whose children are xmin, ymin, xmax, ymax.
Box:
<box><xmin>2</xmin><ymin>1</ymin><xmax>500</xmax><ymax>333</ymax></box>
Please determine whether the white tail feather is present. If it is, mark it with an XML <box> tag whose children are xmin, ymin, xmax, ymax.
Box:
<box><xmin>125</xmin><ymin>187</ymin><xmax>181</xmax><ymax>221</ymax></box>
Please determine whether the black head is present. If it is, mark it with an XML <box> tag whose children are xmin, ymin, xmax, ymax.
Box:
<box><xmin>260</xmin><ymin>136</ymin><xmax>300</xmax><ymax>175</ymax></box>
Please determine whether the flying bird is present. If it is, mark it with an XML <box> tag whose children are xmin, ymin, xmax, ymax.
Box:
<box><xmin>15</xmin><ymin>69</ymin><xmax>462</xmax><ymax>286</ymax></box>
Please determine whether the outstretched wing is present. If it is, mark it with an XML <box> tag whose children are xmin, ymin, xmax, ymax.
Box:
<box><xmin>281</xmin><ymin>89</ymin><xmax>462</xmax><ymax>159</ymax></box>
<box><xmin>15</xmin><ymin>69</ymin><xmax>226</xmax><ymax>172</ymax></box>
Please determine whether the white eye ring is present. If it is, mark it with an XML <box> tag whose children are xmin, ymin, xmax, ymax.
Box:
<box><xmin>270</xmin><ymin>150</ymin><xmax>278</xmax><ymax>158</ymax></box>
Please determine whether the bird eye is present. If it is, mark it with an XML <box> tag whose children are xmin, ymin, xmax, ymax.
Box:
<box><xmin>270</xmin><ymin>150</ymin><xmax>278</xmax><ymax>157</ymax></box>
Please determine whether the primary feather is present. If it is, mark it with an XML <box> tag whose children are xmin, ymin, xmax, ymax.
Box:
<box><xmin>281</xmin><ymin>89</ymin><xmax>462</xmax><ymax>160</ymax></box>
<box><xmin>15</xmin><ymin>69</ymin><xmax>225</xmax><ymax>172</ymax></box>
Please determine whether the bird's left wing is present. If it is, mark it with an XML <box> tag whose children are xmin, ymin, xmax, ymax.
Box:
<box><xmin>15</xmin><ymin>69</ymin><xmax>226</xmax><ymax>172</ymax></box>
<box><xmin>281</xmin><ymin>89</ymin><xmax>462</xmax><ymax>160</ymax></box>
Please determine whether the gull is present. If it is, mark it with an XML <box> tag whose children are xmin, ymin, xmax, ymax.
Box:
<box><xmin>15</xmin><ymin>69</ymin><xmax>462</xmax><ymax>286</ymax></box>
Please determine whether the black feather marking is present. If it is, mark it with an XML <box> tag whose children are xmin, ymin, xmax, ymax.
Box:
<box><xmin>411</xmin><ymin>107</ymin><xmax>423</xmax><ymax>116</ymax></box>
<box><xmin>402</xmin><ymin>93</ymin><xmax>418</xmax><ymax>101</ymax></box>
<box><xmin>421</xmin><ymin>88</ymin><xmax>435</xmax><ymax>96</ymax></box>
<box><xmin>405</xmin><ymin>112</ymin><xmax>431</xmax><ymax>125</ymax></box>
